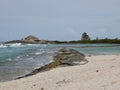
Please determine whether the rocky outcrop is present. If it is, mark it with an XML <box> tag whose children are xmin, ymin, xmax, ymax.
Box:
<box><xmin>22</xmin><ymin>35</ymin><xmax>56</xmax><ymax>44</ymax></box>
<box><xmin>23</xmin><ymin>35</ymin><xmax>40</xmax><ymax>42</ymax></box>
<box><xmin>54</xmin><ymin>48</ymin><xmax>88</xmax><ymax>66</ymax></box>
<box><xmin>17</xmin><ymin>48</ymin><xmax>88</xmax><ymax>79</ymax></box>
<box><xmin>33</xmin><ymin>48</ymin><xmax>88</xmax><ymax>72</ymax></box>
<box><xmin>81</xmin><ymin>32</ymin><xmax>90</xmax><ymax>41</ymax></box>
<box><xmin>5</xmin><ymin>35</ymin><xmax>55</xmax><ymax>44</ymax></box>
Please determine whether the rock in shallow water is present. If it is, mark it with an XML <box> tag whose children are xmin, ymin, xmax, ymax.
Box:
<box><xmin>37</xmin><ymin>48</ymin><xmax>88</xmax><ymax>72</ymax></box>
<box><xmin>16</xmin><ymin>48</ymin><xmax>88</xmax><ymax>79</ymax></box>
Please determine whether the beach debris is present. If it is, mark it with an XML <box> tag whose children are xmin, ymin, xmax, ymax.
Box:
<box><xmin>56</xmin><ymin>79</ymin><xmax>70</xmax><ymax>85</ymax></box>
<box><xmin>96</xmin><ymin>70</ymin><xmax>99</xmax><ymax>72</ymax></box>
<box><xmin>56</xmin><ymin>79</ymin><xmax>71</xmax><ymax>87</ymax></box>
<box><xmin>33</xmin><ymin>84</ymin><xmax>36</xmax><ymax>86</ymax></box>
<box><xmin>41</xmin><ymin>88</ymin><xmax>44</xmax><ymax>90</ymax></box>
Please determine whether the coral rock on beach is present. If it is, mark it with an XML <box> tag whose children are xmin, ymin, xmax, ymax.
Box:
<box><xmin>17</xmin><ymin>48</ymin><xmax>88</xmax><ymax>79</ymax></box>
<box><xmin>54</xmin><ymin>48</ymin><xmax>88</xmax><ymax>66</ymax></box>
<box><xmin>40</xmin><ymin>48</ymin><xmax>88</xmax><ymax>72</ymax></box>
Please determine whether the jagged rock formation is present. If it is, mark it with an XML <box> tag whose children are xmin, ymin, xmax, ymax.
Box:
<box><xmin>22</xmin><ymin>35</ymin><xmax>55</xmax><ymax>44</ymax></box>
<box><xmin>54</xmin><ymin>48</ymin><xmax>88</xmax><ymax>66</ymax></box>
<box><xmin>5</xmin><ymin>35</ymin><xmax>55</xmax><ymax>44</ymax></box>
<box><xmin>81</xmin><ymin>32</ymin><xmax>90</xmax><ymax>41</ymax></box>
<box><xmin>17</xmin><ymin>48</ymin><xmax>88</xmax><ymax>79</ymax></box>
<box><xmin>24</xmin><ymin>35</ymin><xmax>40</xmax><ymax>42</ymax></box>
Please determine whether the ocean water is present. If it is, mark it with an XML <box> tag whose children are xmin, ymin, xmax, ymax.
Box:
<box><xmin>0</xmin><ymin>43</ymin><xmax>120</xmax><ymax>82</ymax></box>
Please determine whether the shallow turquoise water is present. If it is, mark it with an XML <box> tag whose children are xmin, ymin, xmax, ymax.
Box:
<box><xmin>0</xmin><ymin>43</ymin><xmax>120</xmax><ymax>82</ymax></box>
<box><xmin>0</xmin><ymin>43</ymin><xmax>120</xmax><ymax>61</ymax></box>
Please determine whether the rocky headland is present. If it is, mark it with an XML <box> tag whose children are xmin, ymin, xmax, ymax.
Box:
<box><xmin>17</xmin><ymin>48</ymin><xmax>88</xmax><ymax>79</ymax></box>
<box><xmin>5</xmin><ymin>35</ymin><xmax>55</xmax><ymax>44</ymax></box>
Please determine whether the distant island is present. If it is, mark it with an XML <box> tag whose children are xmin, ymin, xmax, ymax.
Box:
<box><xmin>5</xmin><ymin>32</ymin><xmax>120</xmax><ymax>44</ymax></box>
<box><xmin>5</xmin><ymin>35</ymin><xmax>55</xmax><ymax>44</ymax></box>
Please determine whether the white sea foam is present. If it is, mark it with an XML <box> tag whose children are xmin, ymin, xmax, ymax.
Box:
<box><xmin>25</xmin><ymin>44</ymin><xmax>34</xmax><ymax>46</ymax></box>
<box><xmin>8</xmin><ymin>43</ymin><xmax>23</xmax><ymax>47</ymax></box>
<box><xmin>0</xmin><ymin>43</ymin><xmax>47</xmax><ymax>48</ymax></box>
<box><xmin>16</xmin><ymin>56</ymin><xmax>21</xmax><ymax>59</ymax></box>
<box><xmin>0</xmin><ymin>43</ymin><xmax>25</xmax><ymax>48</ymax></box>
<box><xmin>0</xmin><ymin>44</ymin><xmax>7</xmax><ymax>48</ymax></box>
<box><xmin>7</xmin><ymin>58</ymin><xmax>12</xmax><ymax>61</ymax></box>
<box><xmin>49</xmin><ymin>60</ymin><xmax>54</xmax><ymax>63</ymax></box>
<box><xmin>25</xmin><ymin>44</ymin><xmax>40</xmax><ymax>47</ymax></box>
<box><xmin>35</xmin><ymin>52</ymin><xmax>42</xmax><ymax>55</ymax></box>
<box><xmin>26</xmin><ymin>54</ymin><xmax>29</xmax><ymax>57</ymax></box>
<box><xmin>42</xmin><ymin>44</ymin><xmax>47</xmax><ymax>47</ymax></box>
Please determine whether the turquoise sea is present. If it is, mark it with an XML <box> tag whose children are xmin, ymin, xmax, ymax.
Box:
<box><xmin>0</xmin><ymin>43</ymin><xmax>120</xmax><ymax>82</ymax></box>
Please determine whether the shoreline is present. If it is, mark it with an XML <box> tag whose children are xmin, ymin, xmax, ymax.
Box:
<box><xmin>15</xmin><ymin>54</ymin><xmax>119</xmax><ymax>80</ymax></box>
<box><xmin>0</xmin><ymin>54</ymin><xmax>120</xmax><ymax>90</ymax></box>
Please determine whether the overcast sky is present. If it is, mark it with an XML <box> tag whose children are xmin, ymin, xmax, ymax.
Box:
<box><xmin>0</xmin><ymin>0</ymin><xmax>120</xmax><ymax>41</ymax></box>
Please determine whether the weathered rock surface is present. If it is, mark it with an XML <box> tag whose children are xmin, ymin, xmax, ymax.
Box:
<box><xmin>17</xmin><ymin>48</ymin><xmax>88</xmax><ymax>79</ymax></box>
<box><xmin>54</xmin><ymin>48</ymin><xmax>88</xmax><ymax>66</ymax></box>
<box><xmin>24</xmin><ymin>35</ymin><xmax>39</xmax><ymax>42</ymax></box>
<box><xmin>5</xmin><ymin>35</ymin><xmax>55</xmax><ymax>44</ymax></box>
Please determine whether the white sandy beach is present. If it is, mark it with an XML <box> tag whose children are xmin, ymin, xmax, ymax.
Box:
<box><xmin>0</xmin><ymin>55</ymin><xmax>120</xmax><ymax>90</ymax></box>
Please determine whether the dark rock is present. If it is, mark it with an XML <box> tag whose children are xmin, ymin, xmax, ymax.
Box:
<box><xmin>96</xmin><ymin>70</ymin><xmax>99</xmax><ymax>72</ymax></box>
<box><xmin>54</xmin><ymin>48</ymin><xmax>88</xmax><ymax>66</ymax></box>
<box><xmin>16</xmin><ymin>48</ymin><xmax>88</xmax><ymax>79</ymax></box>
<box><xmin>41</xmin><ymin>88</ymin><xmax>44</xmax><ymax>90</ymax></box>
<box><xmin>33</xmin><ymin>84</ymin><xmax>36</xmax><ymax>86</ymax></box>
<box><xmin>24</xmin><ymin>35</ymin><xmax>39</xmax><ymax>42</ymax></box>
<box><xmin>5</xmin><ymin>35</ymin><xmax>56</xmax><ymax>44</ymax></box>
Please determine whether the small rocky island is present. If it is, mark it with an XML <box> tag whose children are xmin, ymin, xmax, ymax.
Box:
<box><xmin>5</xmin><ymin>35</ymin><xmax>55</xmax><ymax>44</ymax></box>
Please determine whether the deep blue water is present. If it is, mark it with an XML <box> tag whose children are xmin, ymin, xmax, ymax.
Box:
<box><xmin>0</xmin><ymin>43</ymin><xmax>120</xmax><ymax>82</ymax></box>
